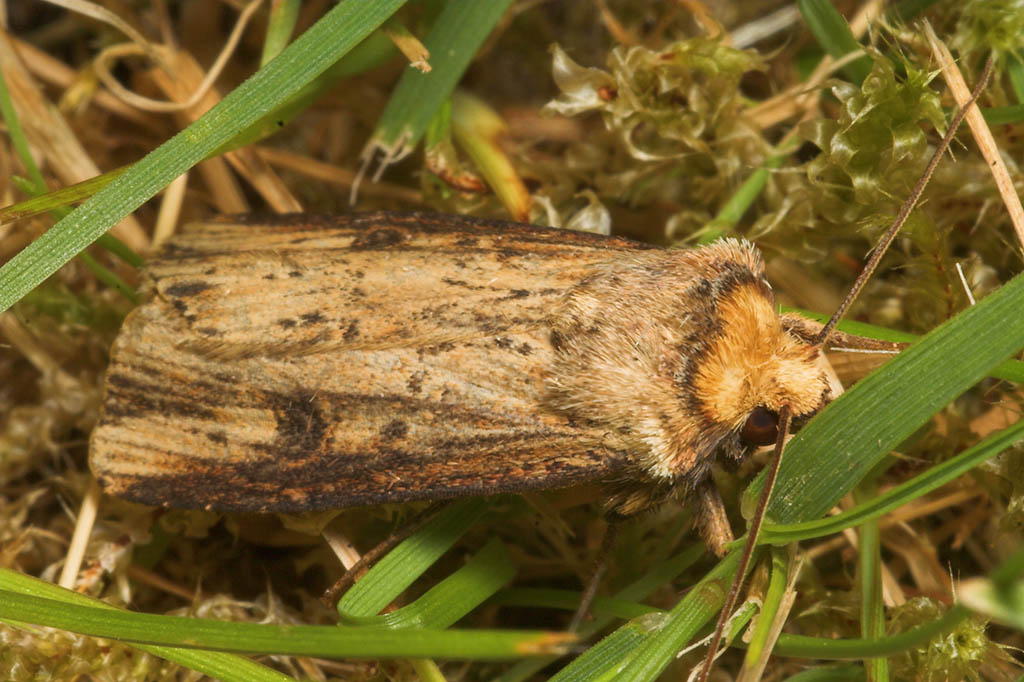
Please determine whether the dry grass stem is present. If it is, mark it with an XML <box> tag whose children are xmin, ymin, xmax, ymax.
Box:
<box><xmin>255</xmin><ymin>146</ymin><xmax>424</xmax><ymax>204</ymax></box>
<box><xmin>11</xmin><ymin>37</ymin><xmax>162</xmax><ymax>132</ymax></box>
<box><xmin>147</xmin><ymin>50</ymin><xmax>302</xmax><ymax>212</ymax></box>
<box><xmin>924</xmin><ymin>22</ymin><xmax>1024</xmax><ymax>250</ymax></box>
<box><xmin>152</xmin><ymin>171</ymin><xmax>189</xmax><ymax>248</ymax></box>
<box><xmin>91</xmin><ymin>0</ymin><xmax>262</xmax><ymax>114</ymax></box>
<box><xmin>58</xmin><ymin>479</ymin><xmax>101</xmax><ymax>589</ymax></box>
<box><xmin>0</xmin><ymin>32</ymin><xmax>148</xmax><ymax>250</ymax></box>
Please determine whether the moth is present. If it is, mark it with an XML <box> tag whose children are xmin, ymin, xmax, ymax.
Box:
<box><xmin>89</xmin><ymin>211</ymin><xmax>870</xmax><ymax>555</ymax></box>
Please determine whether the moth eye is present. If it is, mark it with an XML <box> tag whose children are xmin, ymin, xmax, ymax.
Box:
<box><xmin>740</xmin><ymin>406</ymin><xmax>778</xmax><ymax>447</ymax></box>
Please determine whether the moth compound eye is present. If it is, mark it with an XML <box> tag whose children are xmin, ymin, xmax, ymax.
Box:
<box><xmin>740</xmin><ymin>406</ymin><xmax>778</xmax><ymax>447</ymax></box>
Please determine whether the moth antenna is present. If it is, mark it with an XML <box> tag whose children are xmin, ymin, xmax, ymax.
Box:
<box><xmin>695</xmin><ymin>405</ymin><xmax>792</xmax><ymax>682</ymax></box>
<box><xmin>696</xmin><ymin>53</ymin><xmax>996</xmax><ymax>682</ymax></box>
<box><xmin>815</xmin><ymin>52</ymin><xmax>994</xmax><ymax>348</ymax></box>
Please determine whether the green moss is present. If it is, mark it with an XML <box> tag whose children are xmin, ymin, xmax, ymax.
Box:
<box><xmin>888</xmin><ymin>597</ymin><xmax>997</xmax><ymax>682</ymax></box>
<box><xmin>953</xmin><ymin>0</ymin><xmax>1024</xmax><ymax>59</ymax></box>
<box><xmin>528</xmin><ymin>38</ymin><xmax>767</xmax><ymax>237</ymax></box>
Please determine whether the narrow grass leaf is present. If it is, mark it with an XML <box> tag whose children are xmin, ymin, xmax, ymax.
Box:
<box><xmin>766</xmin><ymin>271</ymin><xmax>1024</xmax><ymax>526</ymax></box>
<box><xmin>0</xmin><ymin>168</ymin><xmax>127</xmax><ymax>224</ymax></box>
<box><xmin>982</xmin><ymin>105</ymin><xmax>1024</xmax><ymax>125</ymax></box>
<box><xmin>856</xmin><ymin>483</ymin><xmax>888</xmax><ymax>682</ymax></box>
<box><xmin>492</xmin><ymin>543</ymin><xmax>705</xmax><ymax>682</ymax></box>
<box><xmin>616</xmin><ymin>550</ymin><xmax>746</xmax><ymax>682</ymax></box>
<box><xmin>548</xmin><ymin>617</ymin><xmax>661</xmax><ymax>682</ymax></box>
<box><xmin>1</xmin><ymin>81</ymin><xmax>138</xmax><ymax>297</ymax></box>
<box><xmin>797</xmin><ymin>0</ymin><xmax>872</xmax><ymax>84</ymax></box>
<box><xmin>0</xmin><ymin>67</ymin><xmax>46</xmax><ymax>193</ymax></box>
<box><xmin>0</xmin><ymin>0</ymin><xmax>407</xmax><ymax>315</ymax></box>
<box><xmin>741</xmin><ymin>547</ymin><xmax>789</xmax><ymax>673</ymax></box>
<box><xmin>0</xmin><ymin>569</ymin><xmax>294</xmax><ymax>682</ymax></box>
<box><xmin>366</xmin><ymin>537</ymin><xmax>516</xmax><ymax>629</ymax></box>
<box><xmin>760</xmin><ymin>418</ymin><xmax>1024</xmax><ymax>543</ymax></box>
<box><xmin>337</xmin><ymin>498</ymin><xmax>488</xmax><ymax>619</ymax></box>
<box><xmin>368</xmin><ymin>0</ymin><xmax>514</xmax><ymax>157</ymax></box>
<box><xmin>698</xmin><ymin>150</ymin><xmax>790</xmax><ymax>244</ymax></box>
<box><xmin>0</xmin><ymin>589</ymin><xmax>570</xmax><ymax>659</ymax></box>
<box><xmin>768</xmin><ymin>548</ymin><xmax>1024</xmax><ymax>658</ymax></box>
<box><xmin>772</xmin><ymin>607</ymin><xmax>969</xmax><ymax>659</ymax></box>
<box><xmin>788</xmin><ymin>307</ymin><xmax>1024</xmax><ymax>383</ymax></box>
<box><xmin>260</xmin><ymin>0</ymin><xmax>301</xmax><ymax>66</ymax></box>
<box><xmin>213</xmin><ymin>31</ymin><xmax>400</xmax><ymax>156</ymax></box>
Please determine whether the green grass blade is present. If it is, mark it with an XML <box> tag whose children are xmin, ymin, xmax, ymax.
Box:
<box><xmin>77</xmin><ymin>251</ymin><xmax>138</xmax><ymax>303</ymax></box>
<box><xmin>857</xmin><ymin>483</ymin><xmax>888</xmax><ymax>682</ymax></box>
<box><xmin>772</xmin><ymin>607</ymin><xmax>969</xmax><ymax>659</ymax></box>
<box><xmin>0</xmin><ymin>66</ymin><xmax>46</xmax><ymax>194</ymax></box>
<box><xmin>492</xmin><ymin>543</ymin><xmax>705</xmax><ymax>682</ymax></box>
<box><xmin>1</xmin><ymin>72</ymin><xmax>138</xmax><ymax>298</ymax></box>
<box><xmin>0</xmin><ymin>168</ymin><xmax>127</xmax><ymax>224</ymax></box>
<box><xmin>765</xmin><ymin>271</ymin><xmax>1024</xmax><ymax>526</ymax></box>
<box><xmin>616</xmin><ymin>550</ymin><xmax>747</xmax><ymax>682</ymax></box>
<box><xmin>742</xmin><ymin>547</ymin><xmax>789</xmax><ymax>672</ymax></box>
<box><xmin>362</xmin><ymin>536</ymin><xmax>516</xmax><ymax>629</ymax></box>
<box><xmin>0</xmin><ymin>0</ymin><xmax>407</xmax><ymax>315</ymax></box>
<box><xmin>260</xmin><ymin>0</ymin><xmax>301</xmax><ymax>66</ymax></box>
<box><xmin>759</xmin><ymin>417</ymin><xmax>1024</xmax><ymax>543</ymax></box>
<box><xmin>547</xmin><ymin>617</ymin><xmax>660</xmax><ymax>682</ymax></box>
<box><xmin>368</xmin><ymin>0</ymin><xmax>514</xmax><ymax>157</ymax></box>
<box><xmin>797</xmin><ymin>0</ymin><xmax>872</xmax><ymax>84</ymax></box>
<box><xmin>0</xmin><ymin>569</ymin><xmax>295</xmax><ymax>682</ymax></box>
<box><xmin>95</xmin><ymin>232</ymin><xmax>143</xmax><ymax>268</ymax></box>
<box><xmin>698</xmin><ymin>145</ymin><xmax>793</xmax><ymax>244</ymax></box>
<box><xmin>0</xmin><ymin>589</ymin><xmax>569</xmax><ymax>659</ymax></box>
<box><xmin>213</xmin><ymin>31</ymin><xmax>400</xmax><ymax>157</ymax></box>
<box><xmin>337</xmin><ymin>498</ymin><xmax>488</xmax><ymax>619</ymax></box>
<box><xmin>982</xmin><ymin>104</ymin><xmax>1024</xmax><ymax>125</ymax></box>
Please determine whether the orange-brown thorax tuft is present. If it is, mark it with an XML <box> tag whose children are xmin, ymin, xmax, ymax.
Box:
<box><xmin>693</xmin><ymin>283</ymin><xmax>825</xmax><ymax>433</ymax></box>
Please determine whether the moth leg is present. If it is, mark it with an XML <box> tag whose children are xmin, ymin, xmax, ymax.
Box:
<box><xmin>695</xmin><ymin>481</ymin><xmax>734</xmax><ymax>557</ymax></box>
<box><xmin>568</xmin><ymin>520</ymin><xmax>620</xmax><ymax>631</ymax></box>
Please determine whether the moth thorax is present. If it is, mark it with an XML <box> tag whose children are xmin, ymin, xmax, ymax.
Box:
<box><xmin>693</xmin><ymin>283</ymin><xmax>826</xmax><ymax>432</ymax></box>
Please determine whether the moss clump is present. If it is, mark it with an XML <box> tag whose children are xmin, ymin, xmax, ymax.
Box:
<box><xmin>952</xmin><ymin>0</ymin><xmax>1024</xmax><ymax>59</ymax></box>
<box><xmin>888</xmin><ymin>597</ymin><xmax>1001</xmax><ymax>682</ymax></box>
<box><xmin>525</xmin><ymin>38</ymin><xmax>766</xmax><ymax>237</ymax></box>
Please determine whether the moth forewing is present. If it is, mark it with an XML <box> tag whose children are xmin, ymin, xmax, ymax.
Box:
<box><xmin>90</xmin><ymin>212</ymin><xmax>832</xmax><ymax>556</ymax></box>
<box><xmin>92</xmin><ymin>213</ymin><xmax>651</xmax><ymax>510</ymax></box>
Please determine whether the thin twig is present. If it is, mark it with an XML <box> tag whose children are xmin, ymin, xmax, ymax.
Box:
<box><xmin>924</xmin><ymin>23</ymin><xmax>1024</xmax><ymax>251</ymax></box>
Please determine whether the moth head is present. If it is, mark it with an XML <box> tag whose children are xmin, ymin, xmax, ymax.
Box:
<box><xmin>691</xmin><ymin>280</ymin><xmax>830</xmax><ymax>449</ymax></box>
